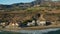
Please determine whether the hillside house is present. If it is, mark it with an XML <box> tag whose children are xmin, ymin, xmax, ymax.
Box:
<box><xmin>37</xmin><ymin>20</ymin><xmax>46</xmax><ymax>26</ymax></box>
<box><xmin>27</xmin><ymin>20</ymin><xmax>35</xmax><ymax>26</ymax></box>
<box><xmin>0</xmin><ymin>22</ymin><xmax>6</xmax><ymax>26</ymax></box>
<box><xmin>37</xmin><ymin>14</ymin><xmax>46</xmax><ymax>26</ymax></box>
<box><xmin>5</xmin><ymin>22</ymin><xmax>19</xmax><ymax>28</ymax></box>
<box><xmin>0</xmin><ymin>22</ymin><xmax>10</xmax><ymax>28</ymax></box>
<box><xmin>37</xmin><ymin>14</ymin><xmax>52</xmax><ymax>26</ymax></box>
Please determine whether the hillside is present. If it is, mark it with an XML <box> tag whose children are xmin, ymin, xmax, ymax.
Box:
<box><xmin>0</xmin><ymin>0</ymin><xmax>60</xmax><ymax>23</ymax></box>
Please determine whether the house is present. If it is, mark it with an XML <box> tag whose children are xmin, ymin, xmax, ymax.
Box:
<box><xmin>12</xmin><ymin>23</ymin><xmax>19</xmax><ymax>26</ymax></box>
<box><xmin>36</xmin><ymin>20</ymin><xmax>46</xmax><ymax>26</ymax></box>
<box><xmin>37</xmin><ymin>20</ymin><xmax>52</xmax><ymax>26</ymax></box>
<box><xmin>36</xmin><ymin>14</ymin><xmax>52</xmax><ymax>26</ymax></box>
<box><xmin>0</xmin><ymin>22</ymin><xmax>6</xmax><ymax>26</ymax></box>
<box><xmin>0</xmin><ymin>22</ymin><xmax>10</xmax><ymax>28</ymax></box>
<box><xmin>27</xmin><ymin>20</ymin><xmax>35</xmax><ymax>26</ymax></box>
<box><xmin>36</xmin><ymin>14</ymin><xmax>46</xmax><ymax>26</ymax></box>
<box><xmin>5</xmin><ymin>22</ymin><xmax>19</xmax><ymax>28</ymax></box>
